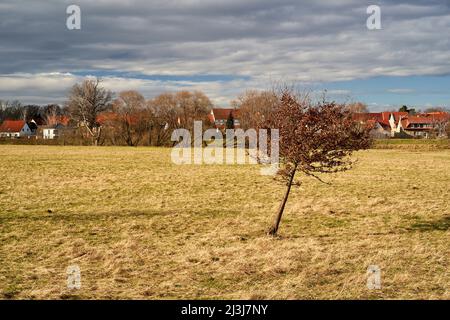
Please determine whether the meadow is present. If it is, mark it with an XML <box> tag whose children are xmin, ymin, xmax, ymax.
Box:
<box><xmin>0</xmin><ymin>145</ymin><xmax>448</xmax><ymax>299</ymax></box>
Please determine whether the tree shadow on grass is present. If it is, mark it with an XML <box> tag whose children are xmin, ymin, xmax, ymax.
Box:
<box><xmin>409</xmin><ymin>215</ymin><xmax>450</xmax><ymax>232</ymax></box>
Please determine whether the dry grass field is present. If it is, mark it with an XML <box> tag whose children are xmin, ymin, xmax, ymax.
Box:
<box><xmin>0</xmin><ymin>145</ymin><xmax>449</xmax><ymax>299</ymax></box>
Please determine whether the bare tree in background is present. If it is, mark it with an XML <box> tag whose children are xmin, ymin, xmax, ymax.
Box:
<box><xmin>430</xmin><ymin>113</ymin><xmax>450</xmax><ymax>138</ymax></box>
<box><xmin>112</xmin><ymin>90</ymin><xmax>149</xmax><ymax>146</ymax></box>
<box><xmin>43</xmin><ymin>104</ymin><xmax>61</xmax><ymax>126</ymax></box>
<box><xmin>0</xmin><ymin>100</ymin><xmax>12</xmax><ymax>123</ymax></box>
<box><xmin>424</xmin><ymin>107</ymin><xmax>447</xmax><ymax>113</ymax></box>
<box><xmin>175</xmin><ymin>90</ymin><xmax>213</xmax><ymax>132</ymax></box>
<box><xmin>232</xmin><ymin>90</ymin><xmax>279</xmax><ymax>130</ymax></box>
<box><xmin>346</xmin><ymin>102</ymin><xmax>369</xmax><ymax>113</ymax></box>
<box><xmin>147</xmin><ymin>91</ymin><xmax>213</xmax><ymax>146</ymax></box>
<box><xmin>0</xmin><ymin>100</ymin><xmax>24</xmax><ymax>122</ymax></box>
<box><xmin>263</xmin><ymin>90</ymin><xmax>372</xmax><ymax>235</ymax></box>
<box><xmin>67</xmin><ymin>78</ymin><xmax>113</xmax><ymax>145</ymax></box>
<box><xmin>147</xmin><ymin>93</ymin><xmax>178</xmax><ymax>146</ymax></box>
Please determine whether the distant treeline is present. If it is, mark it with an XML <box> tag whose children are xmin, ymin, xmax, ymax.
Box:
<box><xmin>2</xmin><ymin>78</ymin><xmax>449</xmax><ymax>146</ymax></box>
<box><xmin>0</xmin><ymin>101</ymin><xmax>67</xmax><ymax>125</ymax></box>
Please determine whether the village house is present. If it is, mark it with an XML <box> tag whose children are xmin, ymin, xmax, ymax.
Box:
<box><xmin>0</xmin><ymin>119</ymin><xmax>37</xmax><ymax>138</ymax></box>
<box><xmin>208</xmin><ymin>108</ymin><xmax>240</xmax><ymax>130</ymax></box>
<box><xmin>41</xmin><ymin>123</ymin><xmax>66</xmax><ymax>139</ymax></box>
<box><xmin>353</xmin><ymin>111</ymin><xmax>449</xmax><ymax>139</ymax></box>
<box><xmin>39</xmin><ymin>115</ymin><xmax>71</xmax><ymax>140</ymax></box>
<box><xmin>353</xmin><ymin>112</ymin><xmax>406</xmax><ymax>138</ymax></box>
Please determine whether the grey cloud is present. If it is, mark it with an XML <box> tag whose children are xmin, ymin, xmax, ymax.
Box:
<box><xmin>0</xmin><ymin>0</ymin><xmax>449</xmax><ymax>104</ymax></box>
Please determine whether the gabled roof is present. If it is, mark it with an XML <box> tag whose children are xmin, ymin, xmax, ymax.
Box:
<box><xmin>406</xmin><ymin>116</ymin><xmax>433</xmax><ymax>124</ymax></box>
<box><xmin>382</xmin><ymin>111</ymin><xmax>408</xmax><ymax>122</ymax></box>
<box><xmin>0</xmin><ymin>120</ymin><xmax>26</xmax><ymax>133</ymax></box>
<box><xmin>353</xmin><ymin>111</ymin><xmax>448</xmax><ymax>129</ymax></box>
<box><xmin>210</xmin><ymin>108</ymin><xmax>240</xmax><ymax>121</ymax></box>
<box><xmin>27</xmin><ymin>121</ymin><xmax>38</xmax><ymax>131</ymax></box>
<box><xmin>420</xmin><ymin>112</ymin><xmax>450</xmax><ymax>122</ymax></box>
<box><xmin>353</xmin><ymin>112</ymin><xmax>393</xmax><ymax>128</ymax></box>
<box><xmin>353</xmin><ymin>113</ymin><xmax>383</xmax><ymax>122</ymax></box>
<box><xmin>32</xmin><ymin>117</ymin><xmax>46</xmax><ymax>126</ymax></box>
<box><xmin>400</xmin><ymin>116</ymin><xmax>435</xmax><ymax>130</ymax></box>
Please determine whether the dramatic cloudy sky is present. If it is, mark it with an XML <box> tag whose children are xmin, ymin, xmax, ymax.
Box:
<box><xmin>1</xmin><ymin>0</ymin><xmax>450</xmax><ymax>110</ymax></box>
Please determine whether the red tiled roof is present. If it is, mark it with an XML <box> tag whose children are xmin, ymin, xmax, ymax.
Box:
<box><xmin>0</xmin><ymin>120</ymin><xmax>25</xmax><ymax>132</ymax></box>
<box><xmin>353</xmin><ymin>111</ymin><xmax>439</xmax><ymax>127</ymax></box>
<box><xmin>381</xmin><ymin>111</ymin><xmax>408</xmax><ymax>122</ymax></box>
<box><xmin>401</xmin><ymin>116</ymin><xmax>434</xmax><ymax>130</ymax></box>
<box><xmin>350</xmin><ymin>111</ymin><xmax>448</xmax><ymax>132</ymax></box>
<box><xmin>352</xmin><ymin>113</ymin><xmax>382</xmax><ymax>122</ymax></box>
<box><xmin>211</xmin><ymin>108</ymin><xmax>240</xmax><ymax>121</ymax></box>
<box><xmin>406</xmin><ymin>116</ymin><xmax>433</xmax><ymax>124</ymax></box>
<box><xmin>352</xmin><ymin>112</ymin><xmax>393</xmax><ymax>129</ymax></box>
<box><xmin>421</xmin><ymin>112</ymin><xmax>450</xmax><ymax>122</ymax></box>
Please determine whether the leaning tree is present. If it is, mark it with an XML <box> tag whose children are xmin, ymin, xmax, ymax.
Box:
<box><xmin>264</xmin><ymin>91</ymin><xmax>372</xmax><ymax>235</ymax></box>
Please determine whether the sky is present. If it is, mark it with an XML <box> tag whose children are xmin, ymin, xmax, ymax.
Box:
<box><xmin>0</xmin><ymin>0</ymin><xmax>449</xmax><ymax>111</ymax></box>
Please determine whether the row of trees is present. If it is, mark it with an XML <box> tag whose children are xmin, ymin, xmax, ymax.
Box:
<box><xmin>2</xmin><ymin>78</ymin><xmax>449</xmax><ymax>146</ymax></box>
<box><xmin>0</xmin><ymin>79</ymin><xmax>214</xmax><ymax>146</ymax></box>
<box><xmin>1</xmin><ymin>79</ymin><xmax>284</xmax><ymax>146</ymax></box>
<box><xmin>66</xmin><ymin>78</ymin><xmax>215</xmax><ymax>146</ymax></box>
<box><xmin>0</xmin><ymin>100</ymin><xmax>66</xmax><ymax>125</ymax></box>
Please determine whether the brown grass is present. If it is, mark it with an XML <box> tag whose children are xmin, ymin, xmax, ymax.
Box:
<box><xmin>0</xmin><ymin>145</ymin><xmax>448</xmax><ymax>299</ymax></box>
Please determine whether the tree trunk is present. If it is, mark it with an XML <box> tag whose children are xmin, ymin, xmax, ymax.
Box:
<box><xmin>268</xmin><ymin>165</ymin><xmax>297</xmax><ymax>235</ymax></box>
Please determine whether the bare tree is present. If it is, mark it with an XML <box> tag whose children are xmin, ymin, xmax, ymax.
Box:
<box><xmin>67</xmin><ymin>78</ymin><xmax>113</xmax><ymax>145</ymax></box>
<box><xmin>147</xmin><ymin>91</ymin><xmax>213</xmax><ymax>146</ymax></box>
<box><xmin>111</xmin><ymin>90</ymin><xmax>149</xmax><ymax>146</ymax></box>
<box><xmin>430</xmin><ymin>113</ymin><xmax>450</xmax><ymax>138</ymax></box>
<box><xmin>424</xmin><ymin>107</ymin><xmax>446</xmax><ymax>113</ymax></box>
<box><xmin>21</xmin><ymin>105</ymin><xmax>42</xmax><ymax>122</ymax></box>
<box><xmin>43</xmin><ymin>104</ymin><xmax>62</xmax><ymax>126</ymax></box>
<box><xmin>346</xmin><ymin>102</ymin><xmax>369</xmax><ymax>113</ymax></box>
<box><xmin>263</xmin><ymin>90</ymin><xmax>372</xmax><ymax>235</ymax></box>
<box><xmin>231</xmin><ymin>90</ymin><xmax>279</xmax><ymax>130</ymax></box>
<box><xmin>175</xmin><ymin>90</ymin><xmax>213</xmax><ymax>132</ymax></box>
<box><xmin>147</xmin><ymin>93</ymin><xmax>178</xmax><ymax>146</ymax></box>
<box><xmin>0</xmin><ymin>100</ymin><xmax>11</xmax><ymax>123</ymax></box>
<box><xmin>0</xmin><ymin>100</ymin><xmax>23</xmax><ymax>122</ymax></box>
<box><xmin>0</xmin><ymin>100</ymin><xmax>11</xmax><ymax>112</ymax></box>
